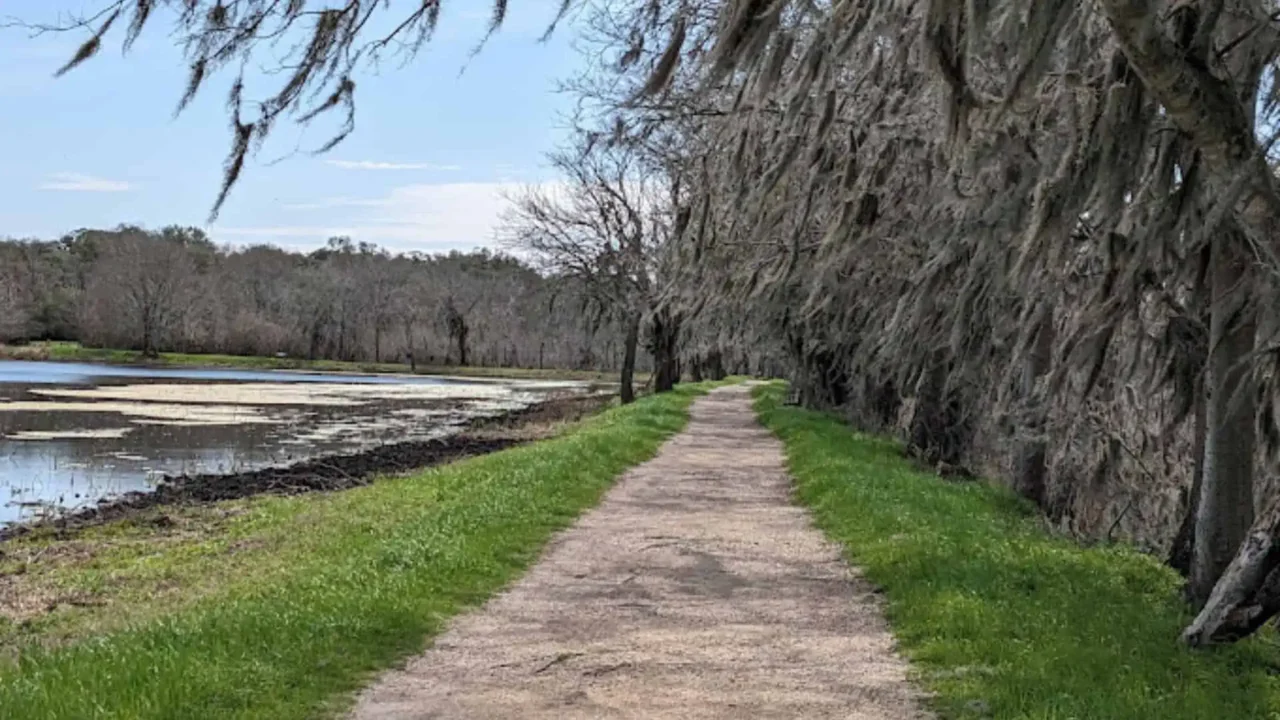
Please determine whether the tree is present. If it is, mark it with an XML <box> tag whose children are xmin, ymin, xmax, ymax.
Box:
<box><xmin>82</xmin><ymin>226</ymin><xmax>196</xmax><ymax>357</ymax></box>
<box><xmin>392</xmin><ymin>259</ymin><xmax>436</xmax><ymax>372</ymax></box>
<box><xmin>0</xmin><ymin>243</ymin><xmax>32</xmax><ymax>342</ymax></box>
<box><xmin>503</xmin><ymin>131</ymin><xmax>671</xmax><ymax>402</ymax></box>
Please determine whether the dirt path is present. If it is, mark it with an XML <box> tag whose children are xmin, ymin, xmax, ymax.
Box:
<box><xmin>351</xmin><ymin>385</ymin><xmax>930</xmax><ymax>719</ymax></box>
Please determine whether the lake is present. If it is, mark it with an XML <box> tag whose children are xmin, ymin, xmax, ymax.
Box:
<box><xmin>0</xmin><ymin>360</ymin><xmax>585</xmax><ymax>526</ymax></box>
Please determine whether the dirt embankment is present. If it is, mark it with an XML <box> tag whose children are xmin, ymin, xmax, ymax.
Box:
<box><xmin>0</xmin><ymin>393</ymin><xmax>614</xmax><ymax>543</ymax></box>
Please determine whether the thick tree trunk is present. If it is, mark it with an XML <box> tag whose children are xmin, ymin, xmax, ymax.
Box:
<box><xmin>1013</xmin><ymin>306</ymin><xmax>1055</xmax><ymax>510</ymax></box>
<box><xmin>1189</xmin><ymin>233</ymin><xmax>1257</xmax><ymax>606</ymax></box>
<box><xmin>813</xmin><ymin>351</ymin><xmax>850</xmax><ymax>407</ymax></box>
<box><xmin>689</xmin><ymin>355</ymin><xmax>704</xmax><ymax>382</ymax></box>
<box><xmin>652</xmin><ymin>310</ymin><xmax>680</xmax><ymax>393</ymax></box>
<box><xmin>866</xmin><ymin>375</ymin><xmax>900</xmax><ymax>430</ymax></box>
<box><xmin>910</xmin><ymin>358</ymin><xmax>971</xmax><ymax>467</ymax></box>
<box><xmin>1169</xmin><ymin>272</ymin><xmax>1211</xmax><ymax>578</ymax></box>
<box><xmin>620</xmin><ymin>314</ymin><xmax>640</xmax><ymax>405</ymax></box>
<box><xmin>793</xmin><ymin>344</ymin><xmax>848</xmax><ymax>409</ymax></box>
<box><xmin>705</xmin><ymin>349</ymin><xmax>726</xmax><ymax>380</ymax></box>
<box><xmin>1170</xmin><ymin>394</ymin><xmax>1207</xmax><ymax>577</ymax></box>
<box><xmin>1183</xmin><ymin>498</ymin><xmax>1280</xmax><ymax>646</ymax></box>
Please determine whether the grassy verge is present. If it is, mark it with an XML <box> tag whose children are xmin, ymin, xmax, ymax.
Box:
<box><xmin>0</xmin><ymin>384</ymin><xmax>712</xmax><ymax>718</ymax></box>
<box><xmin>0</xmin><ymin>341</ymin><xmax>635</xmax><ymax>383</ymax></box>
<box><xmin>753</xmin><ymin>382</ymin><xmax>1280</xmax><ymax>720</ymax></box>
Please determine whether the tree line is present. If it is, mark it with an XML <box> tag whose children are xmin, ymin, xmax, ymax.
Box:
<box><xmin>0</xmin><ymin>226</ymin><xmax>642</xmax><ymax>373</ymax></box>
<box><xmin>27</xmin><ymin>0</ymin><xmax>1280</xmax><ymax>645</ymax></box>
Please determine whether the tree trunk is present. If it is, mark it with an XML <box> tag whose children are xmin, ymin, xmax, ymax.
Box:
<box><xmin>374</xmin><ymin>326</ymin><xmax>382</xmax><ymax>364</ymax></box>
<box><xmin>689</xmin><ymin>355</ymin><xmax>704</xmax><ymax>382</ymax></box>
<box><xmin>1170</xmin><ymin>393</ymin><xmax>1207</xmax><ymax>577</ymax></box>
<box><xmin>308</xmin><ymin>322</ymin><xmax>322</xmax><ymax>361</ymax></box>
<box><xmin>456</xmin><ymin>322</ymin><xmax>469</xmax><ymax>366</ymax></box>
<box><xmin>1013</xmin><ymin>305</ymin><xmax>1055</xmax><ymax>510</ymax></box>
<box><xmin>652</xmin><ymin>310</ymin><xmax>680</xmax><ymax>393</ymax></box>
<box><xmin>910</xmin><ymin>357</ymin><xmax>970</xmax><ymax>467</ymax></box>
<box><xmin>141</xmin><ymin>319</ymin><xmax>156</xmax><ymax>359</ymax></box>
<box><xmin>620</xmin><ymin>314</ymin><xmax>640</xmax><ymax>405</ymax></box>
<box><xmin>1169</xmin><ymin>269</ymin><xmax>1212</xmax><ymax>578</ymax></box>
<box><xmin>403</xmin><ymin>319</ymin><xmax>417</xmax><ymax>372</ymax></box>
<box><xmin>818</xmin><ymin>352</ymin><xmax>850</xmax><ymax>406</ymax></box>
<box><xmin>706</xmin><ymin>349</ymin><xmax>726</xmax><ymax>380</ymax></box>
<box><xmin>1182</xmin><ymin>498</ymin><xmax>1280</xmax><ymax>646</ymax></box>
<box><xmin>864</xmin><ymin>375</ymin><xmax>900</xmax><ymax>431</ymax></box>
<box><xmin>1189</xmin><ymin>232</ymin><xmax>1257</xmax><ymax>607</ymax></box>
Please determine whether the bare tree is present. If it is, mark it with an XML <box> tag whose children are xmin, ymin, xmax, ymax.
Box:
<box><xmin>503</xmin><ymin>130</ymin><xmax>671</xmax><ymax>402</ymax></box>
<box><xmin>0</xmin><ymin>244</ymin><xmax>32</xmax><ymax>342</ymax></box>
<box><xmin>81</xmin><ymin>227</ymin><xmax>196</xmax><ymax>357</ymax></box>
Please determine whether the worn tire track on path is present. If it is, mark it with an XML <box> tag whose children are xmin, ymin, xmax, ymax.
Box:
<box><xmin>351</xmin><ymin>384</ymin><xmax>931</xmax><ymax>719</ymax></box>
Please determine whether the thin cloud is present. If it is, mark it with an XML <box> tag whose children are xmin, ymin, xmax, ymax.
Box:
<box><xmin>218</xmin><ymin>180</ymin><xmax>563</xmax><ymax>253</ymax></box>
<box><xmin>325</xmin><ymin>160</ymin><xmax>462</xmax><ymax>171</ymax></box>
<box><xmin>38</xmin><ymin>172</ymin><xmax>132</xmax><ymax>192</ymax></box>
<box><xmin>282</xmin><ymin>196</ymin><xmax>393</xmax><ymax>211</ymax></box>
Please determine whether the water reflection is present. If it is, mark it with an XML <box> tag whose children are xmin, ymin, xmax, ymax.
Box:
<box><xmin>0</xmin><ymin>360</ymin><xmax>468</xmax><ymax>386</ymax></box>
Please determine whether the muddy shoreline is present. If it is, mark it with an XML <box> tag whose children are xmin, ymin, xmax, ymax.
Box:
<box><xmin>0</xmin><ymin>393</ymin><xmax>614</xmax><ymax>543</ymax></box>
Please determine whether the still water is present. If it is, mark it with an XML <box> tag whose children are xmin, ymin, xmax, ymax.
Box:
<box><xmin>0</xmin><ymin>361</ymin><xmax>574</xmax><ymax>526</ymax></box>
<box><xmin>0</xmin><ymin>360</ymin><xmax>468</xmax><ymax>385</ymax></box>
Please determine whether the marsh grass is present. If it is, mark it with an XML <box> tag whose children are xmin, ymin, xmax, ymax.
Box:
<box><xmin>753</xmin><ymin>383</ymin><xmax>1280</xmax><ymax>720</ymax></box>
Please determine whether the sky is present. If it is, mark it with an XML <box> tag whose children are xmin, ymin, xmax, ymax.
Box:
<box><xmin>0</xmin><ymin>1</ymin><xmax>584</xmax><ymax>254</ymax></box>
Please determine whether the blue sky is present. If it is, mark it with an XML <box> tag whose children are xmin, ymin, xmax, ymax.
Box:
<box><xmin>0</xmin><ymin>1</ymin><xmax>583</xmax><ymax>253</ymax></box>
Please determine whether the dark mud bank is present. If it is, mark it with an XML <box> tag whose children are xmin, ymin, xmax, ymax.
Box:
<box><xmin>1</xmin><ymin>393</ymin><xmax>613</xmax><ymax>542</ymax></box>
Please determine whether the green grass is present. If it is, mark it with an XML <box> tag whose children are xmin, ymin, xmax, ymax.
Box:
<box><xmin>0</xmin><ymin>384</ymin><xmax>712</xmax><ymax>718</ymax></box>
<box><xmin>1</xmin><ymin>341</ymin><xmax>632</xmax><ymax>383</ymax></box>
<box><xmin>753</xmin><ymin>383</ymin><xmax>1280</xmax><ymax>720</ymax></box>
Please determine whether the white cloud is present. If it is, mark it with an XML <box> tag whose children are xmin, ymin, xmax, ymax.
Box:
<box><xmin>325</xmin><ymin>160</ymin><xmax>461</xmax><ymax>171</ymax></box>
<box><xmin>217</xmin><ymin>181</ymin><xmax>561</xmax><ymax>253</ymax></box>
<box><xmin>38</xmin><ymin>172</ymin><xmax>132</xmax><ymax>193</ymax></box>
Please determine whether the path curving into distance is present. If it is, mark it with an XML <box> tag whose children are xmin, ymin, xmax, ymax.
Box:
<box><xmin>351</xmin><ymin>384</ymin><xmax>931</xmax><ymax>719</ymax></box>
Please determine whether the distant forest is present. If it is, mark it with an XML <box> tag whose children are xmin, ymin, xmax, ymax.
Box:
<box><xmin>0</xmin><ymin>225</ymin><xmax>640</xmax><ymax>372</ymax></box>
